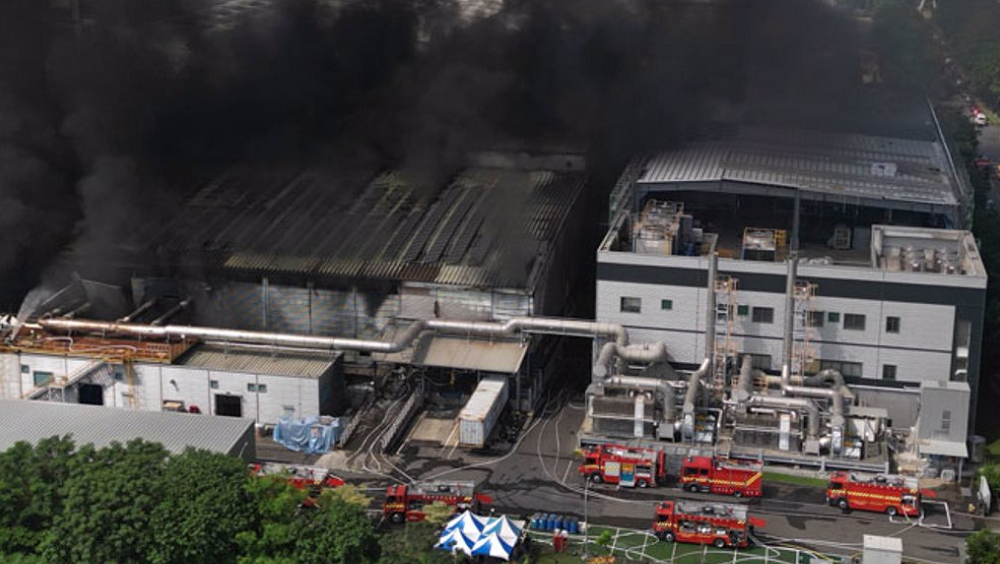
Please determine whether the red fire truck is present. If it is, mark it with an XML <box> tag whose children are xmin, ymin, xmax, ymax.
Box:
<box><xmin>383</xmin><ymin>481</ymin><xmax>494</xmax><ymax>524</ymax></box>
<box><xmin>826</xmin><ymin>471</ymin><xmax>933</xmax><ymax>517</ymax></box>
<box><xmin>578</xmin><ymin>444</ymin><xmax>668</xmax><ymax>488</ymax></box>
<box><xmin>652</xmin><ymin>499</ymin><xmax>765</xmax><ymax>548</ymax></box>
<box><xmin>249</xmin><ymin>462</ymin><xmax>346</xmax><ymax>497</ymax></box>
<box><xmin>679</xmin><ymin>456</ymin><xmax>763</xmax><ymax>498</ymax></box>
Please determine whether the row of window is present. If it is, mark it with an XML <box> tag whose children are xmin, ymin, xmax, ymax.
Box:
<box><xmin>740</xmin><ymin>355</ymin><xmax>898</xmax><ymax>380</ymax></box>
<box><xmin>210</xmin><ymin>380</ymin><xmax>269</xmax><ymax>393</ymax></box>
<box><xmin>618</xmin><ymin>298</ymin><xmax>902</xmax><ymax>333</ymax></box>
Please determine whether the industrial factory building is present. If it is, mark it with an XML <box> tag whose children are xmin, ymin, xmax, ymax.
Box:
<box><xmin>0</xmin><ymin>155</ymin><xmax>588</xmax><ymax>444</ymax></box>
<box><xmin>586</xmin><ymin>125</ymin><xmax>983</xmax><ymax>475</ymax></box>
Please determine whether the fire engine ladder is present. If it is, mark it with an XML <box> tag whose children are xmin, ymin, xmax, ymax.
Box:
<box><xmin>713</xmin><ymin>276</ymin><xmax>738</xmax><ymax>390</ymax></box>
<box><xmin>792</xmin><ymin>281</ymin><xmax>817</xmax><ymax>378</ymax></box>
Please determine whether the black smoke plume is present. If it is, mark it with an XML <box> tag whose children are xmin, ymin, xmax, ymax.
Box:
<box><xmin>0</xmin><ymin>0</ymin><xmax>870</xmax><ymax>308</ymax></box>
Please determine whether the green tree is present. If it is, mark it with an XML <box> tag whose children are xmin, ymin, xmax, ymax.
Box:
<box><xmin>148</xmin><ymin>448</ymin><xmax>254</xmax><ymax>564</ymax></box>
<box><xmin>0</xmin><ymin>436</ymin><xmax>76</xmax><ymax>556</ymax></box>
<box><xmin>421</xmin><ymin>502</ymin><xmax>456</xmax><ymax>527</ymax></box>
<box><xmin>293</xmin><ymin>497</ymin><xmax>379</xmax><ymax>564</ymax></box>
<box><xmin>42</xmin><ymin>439</ymin><xmax>170</xmax><ymax>564</ymax></box>
<box><xmin>322</xmin><ymin>484</ymin><xmax>372</xmax><ymax>508</ymax></box>
<box><xmin>377</xmin><ymin>521</ymin><xmax>452</xmax><ymax>564</ymax></box>
<box><xmin>968</xmin><ymin>529</ymin><xmax>1000</xmax><ymax>564</ymax></box>
<box><xmin>236</xmin><ymin>476</ymin><xmax>308</xmax><ymax>564</ymax></box>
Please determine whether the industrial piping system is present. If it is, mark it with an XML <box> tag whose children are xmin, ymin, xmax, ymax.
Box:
<box><xmin>30</xmin><ymin>316</ymin><xmax>631</xmax><ymax>359</ymax></box>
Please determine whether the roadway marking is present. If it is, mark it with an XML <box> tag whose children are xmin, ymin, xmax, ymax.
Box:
<box><xmin>562</xmin><ymin>459</ymin><xmax>574</xmax><ymax>484</ymax></box>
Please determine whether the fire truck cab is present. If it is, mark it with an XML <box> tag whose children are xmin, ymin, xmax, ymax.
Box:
<box><xmin>579</xmin><ymin>444</ymin><xmax>667</xmax><ymax>488</ymax></box>
<box><xmin>679</xmin><ymin>456</ymin><xmax>763</xmax><ymax>498</ymax></box>
<box><xmin>826</xmin><ymin>471</ymin><xmax>927</xmax><ymax>517</ymax></box>
<box><xmin>652</xmin><ymin>500</ymin><xmax>764</xmax><ymax>548</ymax></box>
<box><xmin>249</xmin><ymin>463</ymin><xmax>345</xmax><ymax>498</ymax></box>
<box><xmin>383</xmin><ymin>481</ymin><xmax>491</xmax><ymax>524</ymax></box>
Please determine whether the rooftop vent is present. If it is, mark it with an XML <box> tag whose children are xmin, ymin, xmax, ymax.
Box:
<box><xmin>870</xmin><ymin>162</ymin><xmax>897</xmax><ymax>177</ymax></box>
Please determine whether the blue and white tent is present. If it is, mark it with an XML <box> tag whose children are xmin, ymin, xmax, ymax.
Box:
<box><xmin>470</xmin><ymin>532</ymin><xmax>514</xmax><ymax>561</ymax></box>
<box><xmin>435</xmin><ymin>528</ymin><xmax>476</xmax><ymax>556</ymax></box>
<box><xmin>443</xmin><ymin>510</ymin><xmax>487</xmax><ymax>538</ymax></box>
<box><xmin>481</xmin><ymin>515</ymin><xmax>522</xmax><ymax>545</ymax></box>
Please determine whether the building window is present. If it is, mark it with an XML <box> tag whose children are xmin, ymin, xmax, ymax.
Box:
<box><xmin>751</xmin><ymin>307</ymin><xmax>774</xmax><ymax>324</ymax></box>
<box><xmin>818</xmin><ymin>360</ymin><xmax>863</xmax><ymax>378</ymax></box>
<box><xmin>885</xmin><ymin>316</ymin><xmax>900</xmax><ymax>334</ymax></box>
<box><xmin>113</xmin><ymin>366</ymin><xmax>125</xmax><ymax>382</ymax></box>
<box><xmin>843</xmin><ymin>314</ymin><xmax>866</xmax><ymax>331</ymax></box>
<box><xmin>620</xmin><ymin>297</ymin><xmax>641</xmax><ymax>313</ymax></box>
<box><xmin>941</xmin><ymin>410</ymin><xmax>951</xmax><ymax>433</ymax></box>
<box><xmin>660</xmin><ymin>299</ymin><xmax>673</xmax><ymax>310</ymax></box>
<box><xmin>736</xmin><ymin>305</ymin><xmax>749</xmax><ymax>317</ymax></box>
<box><xmin>882</xmin><ymin>364</ymin><xmax>897</xmax><ymax>381</ymax></box>
<box><xmin>806</xmin><ymin>311</ymin><xmax>824</xmax><ymax>327</ymax></box>
<box><xmin>20</xmin><ymin>364</ymin><xmax>29</xmax><ymax>374</ymax></box>
<box><xmin>257</xmin><ymin>384</ymin><xmax>267</xmax><ymax>393</ymax></box>
<box><xmin>210</xmin><ymin>380</ymin><xmax>219</xmax><ymax>389</ymax></box>
<box><xmin>744</xmin><ymin>354</ymin><xmax>772</xmax><ymax>370</ymax></box>
<box><xmin>33</xmin><ymin>371</ymin><xmax>53</xmax><ymax>387</ymax></box>
<box><xmin>248</xmin><ymin>383</ymin><xmax>257</xmax><ymax>392</ymax></box>
<box><xmin>827</xmin><ymin>312</ymin><xmax>840</xmax><ymax>323</ymax></box>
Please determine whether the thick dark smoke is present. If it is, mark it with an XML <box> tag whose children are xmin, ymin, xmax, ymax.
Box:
<box><xmin>0</xmin><ymin>0</ymin><xmax>871</xmax><ymax>309</ymax></box>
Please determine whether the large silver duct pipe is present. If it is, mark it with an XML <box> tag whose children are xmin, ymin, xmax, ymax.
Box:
<box><xmin>681</xmin><ymin>358</ymin><xmax>712</xmax><ymax>417</ymax></box>
<box><xmin>733</xmin><ymin>355</ymin><xmax>754</xmax><ymax>404</ymax></box>
<box><xmin>34</xmin><ymin>315</ymin><xmax>631</xmax><ymax>355</ymax></box>
<box><xmin>781</xmin><ymin>256</ymin><xmax>798</xmax><ymax>390</ymax></box>
<box><xmin>604</xmin><ymin>375</ymin><xmax>677</xmax><ymax>423</ymax></box>
<box><xmin>592</xmin><ymin>341</ymin><xmax>669</xmax><ymax>379</ymax></box>
<box><xmin>748</xmin><ymin>394</ymin><xmax>820</xmax><ymax>440</ymax></box>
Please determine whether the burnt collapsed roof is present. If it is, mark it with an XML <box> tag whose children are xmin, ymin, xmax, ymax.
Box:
<box><xmin>157</xmin><ymin>164</ymin><xmax>586</xmax><ymax>291</ymax></box>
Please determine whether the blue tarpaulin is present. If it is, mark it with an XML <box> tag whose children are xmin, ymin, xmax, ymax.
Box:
<box><xmin>273</xmin><ymin>416</ymin><xmax>345</xmax><ymax>454</ymax></box>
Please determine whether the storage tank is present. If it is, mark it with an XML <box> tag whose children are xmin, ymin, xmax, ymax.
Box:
<box><xmin>458</xmin><ymin>375</ymin><xmax>510</xmax><ymax>448</ymax></box>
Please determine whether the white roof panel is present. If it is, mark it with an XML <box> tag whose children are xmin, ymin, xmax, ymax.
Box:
<box><xmin>638</xmin><ymin>127</ymin><xmax>958</xmax><ymax>207</ymax></box>
<box><xmin>0</xmin><ymin>399</ymin><xmax>254</xmax><ymax>456</ymax></box>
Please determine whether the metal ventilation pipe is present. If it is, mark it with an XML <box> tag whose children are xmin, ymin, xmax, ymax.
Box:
<box><xmin>34</xmin><ymin>315</ymin><xmax>631</xmax><ymax>355</ymax></box>
<box><xmin>151</xmin><ymin>297</ymin><xmax>192</xmax><ymax>326</ymax></box>
<box><xmin>604</xmin><ymin>375</ymin><xmax>678</xmax><ymax>423</ymax></box>
<box><xmin>733</xmin><ymin>355</ymin><xmax>755</xmax><ymax>404</ymax></box>
<box><xmin>592</xmin><ymin>341</ymin><xmax>669</xmax><ymax>379</ymax></box>
<box><xmin>748</xmin><ymin>394</ymin><xmax>820</xmax><ymax>440</ymax></box>
<box><xmin>118</xmin><ymin>299</ymin><xmax>157</xmax><ymax>323</ymax></box>
<box><xmin>681</xmin><ymin>358</ymin><xmax>712</xmax><ymax>417</ymax></box>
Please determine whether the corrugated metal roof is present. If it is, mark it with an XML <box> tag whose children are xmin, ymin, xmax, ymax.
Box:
<box><xmin>178</xmin><ymin>345</ymin><xmax>338</xmax><ymax>377</ymax></box>
<box><xmin>639</xmin><ymin>127</ymin><xmax>958</xmax><ymax>207</ymax></box>
<box><xmin>458</xmin><ymin>375</ymin><xmax>509</xmax><ymax>420</ymax></box>
<box><xmin>161</xmin><ymin>166</ymin><xmax>585</xmax><ymax>291</ymax></box>
<box><xmin>0</xmin><ymin>399</ymin><xmax>254</xmax><ymax>456</ymax></box>
<box><xmin>413</xmin><ymin>336</ymin><xmax>527</xmax><ymax>373</ymax></box>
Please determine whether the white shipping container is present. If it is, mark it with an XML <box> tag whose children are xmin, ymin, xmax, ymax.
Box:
<box><xmin>458</xmin><ymin>375</ymin><xmax>509</xmax><ymax>448</ymax></box>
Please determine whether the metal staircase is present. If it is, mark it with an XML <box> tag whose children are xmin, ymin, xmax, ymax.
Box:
<box><xmin>792</xmin><ymin>281</ymin><xmax>818</xmax><ymax>377</ymax></box>
<box><xmin>713</xmin><ymin>276</ymin><xmax>738</xmax><ymax>390</ymax></box>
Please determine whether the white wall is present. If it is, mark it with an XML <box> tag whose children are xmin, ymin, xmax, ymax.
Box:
<box><xmin>597</xmin><ymin>278</ymin><xmax>958</xmax><ymax>383</ymax></box>
<box><xmin>5</xmin><ymin>353</ymin><xmax>322</xmax><ymax>424</ymax></box>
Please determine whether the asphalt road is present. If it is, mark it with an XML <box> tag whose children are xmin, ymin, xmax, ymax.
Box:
<box><xmin>384</xmin><ymin>398</ymin><xmax>978</xmax><ymax>564</ymax></box>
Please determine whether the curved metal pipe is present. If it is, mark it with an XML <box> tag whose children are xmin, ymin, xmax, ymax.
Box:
<box><xmin>748</xmin><ymin>394</ymin><xmax>819</xmax><ymax>440</ymax></box>
<box><xmin>604</xmin><ymin>375</ymin><xmax>677</xmax><ymax>422</ymax></box>
<box><xmin>592</xmin><ymin>341</ymin><xmax>669</xmax><ymax>379</ymax></box>
<box><xmin>682</xmin><ymin>358</ymin><xmax>712</xmax><ymax>416</ymax></box>
<box><xmin>733</xmin><ymin>355</ymin><xmax>754</xmax><ymax>403</ymax></box>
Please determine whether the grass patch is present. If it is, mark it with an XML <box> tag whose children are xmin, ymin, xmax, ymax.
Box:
<box><xmin>984</xmin><ymin>437</ymin><xmax>1000</xmax><ymax>460</ymax></box>
<box><xmin>763</xmin><ymin>472</ymin><xmax>827</xmax><ymax>488</ymax></box>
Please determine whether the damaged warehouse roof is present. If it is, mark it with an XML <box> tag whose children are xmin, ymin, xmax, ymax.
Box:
<box><xmin>157</xmin><ymin>164</ymin><xmax>586</xmax><ymax>291</ymax></box>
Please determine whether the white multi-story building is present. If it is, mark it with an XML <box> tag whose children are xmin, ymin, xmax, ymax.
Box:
<box><xmin>595</xmin><ymin>126</ymin><xmax>985</xmax><ymax>438</ymax></box>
